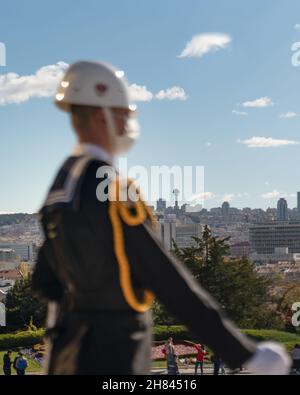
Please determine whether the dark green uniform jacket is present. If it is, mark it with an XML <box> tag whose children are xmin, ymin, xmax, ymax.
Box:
<box><xmin>32</xmin><ymin>155</ymin><xmax>256</xmax><ymax>375</ymax></box>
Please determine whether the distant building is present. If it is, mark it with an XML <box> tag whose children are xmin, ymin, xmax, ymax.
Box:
<box><xmin>230</xmin><ymin>242</ymin><xmax>250</xmax><ymax>258</ymax></box>
<box><xmin>0</xmin><ymin>270</ymin><xmax>23</xmax><ymax>281</ymax></box>
<box><xmin>249</xmin><ymin>221</ymin><xmax>300</xmax><ymax>262</ymax></box>
<box><xmin>222</xmin><ymin>201</ymin><xmax>230</xmax><ymax>216</ymax></box>
<box><xmin>157</xmin><ymin>216</ymin><xmax>203</xmax><ymax>250</ymax></box>
<box><xmin>156</xmin><ymin>198</ymin><xmax>167</xmax><ymax>213</ymax></box>
<box><xmin>298</xmin><ymin>192</ymin><xmax>300</xmax><ymax>220</ymax></box>
<box><xmin>158</xmin><ymin>215</ymin><xmax>176</xmax><ymax>250</ymax></box>
<box><xmin>277</xmin><ymin>198</ymin><xmax>288</xmax><ymax>221</ymax></box>
<box><xmin>210</xmin><ymin>207</ymin><xmax>222</xmax><ymax>214</ymax></box>
<box><xmin>0</xmin><ymin>277</ymin><xmax>14</xmax><ymax>302</ymax></box>
<box><xmin>0</xmin><ymin>243</ymin><xmax>36</xmax><ymax>261</ymax></box>
<box><xmin>0</xmin><ymin>249</ymin><xmax>16</xmax><ymax>262</ymax></box>
<box><xmin>175</xmin><ymin>223</ymin><xmax>203</xmax><ymax>249</ymax></box>
<box><xmin>0</xmin><ymin>261</ymin><xmax>19</xmax><ymax>271</ymax></box>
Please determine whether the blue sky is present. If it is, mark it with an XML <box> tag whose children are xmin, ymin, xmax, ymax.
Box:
<box><xmin>1</xmin><ymin>0</ymin><xmax>300</xmax><ymax>212</ymax></box>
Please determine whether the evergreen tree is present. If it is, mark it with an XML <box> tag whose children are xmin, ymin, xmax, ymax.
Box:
<box><xmin>5</xmin><ymin>275</ymin><xmax>46</xmax><ymax>331</ymax></box>
<box><xmin>173</xmin><ymin>225</ymin><xmax>273</xmax><ymax>328</ymax></box>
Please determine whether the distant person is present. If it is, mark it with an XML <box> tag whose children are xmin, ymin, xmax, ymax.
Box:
<box><xmin>3</xmin><ymin>350</ymin><xmax>12</xmax><ymax>375</ymax></box>
<box><xmin>13</xmin><ymin>353</ymin><xmax>19</xmax><ymax>374</ymax></box>
<box><xmin>164</xmin><ymin>338</ymin><xmax>179</xmax><ymax>375</ymax></box>
<box><xmin>15</xmin><ymin>352</ymin><xmax>28</xmax><ymax>375</ymax></box>
<box><xmin>185</xmin><ymin>341</ymin><xmax>206</xmax><ymax>375</ymax></box>
<box><xmin>219</xmin><ymin>358</ymin><xmax>226</xmax><ymax>375</ymax></box>
<box><xmin>291</xmin><ymin>344</ymin><xmax>300</xmax><ymax>374</ymax></box>
<box><xmin>212</xmin><ymin>354</ymin><xmax>221</xmax><ymax>375</ymax></box>
<box><xmin>194</xmin><ymin>344</ymin><xmax>206</xmax><ymax>375</ymax></box>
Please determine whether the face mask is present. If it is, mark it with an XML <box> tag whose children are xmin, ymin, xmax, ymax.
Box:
<box><xmin>103</xmin><ymin>107</ymin><xmax>140</xmax><ymax>155</ymax></box>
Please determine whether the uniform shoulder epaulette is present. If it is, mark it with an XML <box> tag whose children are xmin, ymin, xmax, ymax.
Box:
<box><xmin>40</xmin><ymin>155</ymin><xmax>103</xmax><ymax>214</ymax></box>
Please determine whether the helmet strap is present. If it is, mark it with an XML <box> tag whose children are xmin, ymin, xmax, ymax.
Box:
<box><xmin>102</xmin><ymin>107</ymin><xmax>117</xmax><ymax>153</ymax></box>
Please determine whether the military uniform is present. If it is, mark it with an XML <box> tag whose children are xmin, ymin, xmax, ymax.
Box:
<box><xmin>32</xmin><ymin>144</ymin><xmax>256</xmax><ymax>375</ymax></box>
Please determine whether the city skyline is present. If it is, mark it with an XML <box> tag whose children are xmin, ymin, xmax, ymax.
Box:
<box><xmin>2</xmin><ymin>194</ymin><xmax>300</xmax><ymax>215</ymax></box>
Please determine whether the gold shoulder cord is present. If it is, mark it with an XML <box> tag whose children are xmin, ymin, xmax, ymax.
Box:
<box><xmin>108</xmin><ymin>178</ymin><xmax>155</xmax><ymax>313</ymax></box>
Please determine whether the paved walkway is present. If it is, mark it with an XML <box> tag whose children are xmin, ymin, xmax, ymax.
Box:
<box><xmin>152</xmin><ymin>365</ymin><xmax>252</xmax><ymax>375</ymax></box>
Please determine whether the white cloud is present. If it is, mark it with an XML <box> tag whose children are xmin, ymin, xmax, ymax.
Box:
<box><xmin>295</xmin><ymin>24</ymin><xmax>300</xmax><ymax>31</ymax></box>
<box><xmin>178</xmin><ymin>33</ymin><xmax>231</xmax><ymax>58</ymax></box>
<box><xmin>205</xmin><ymin>142</ymin><xmax>212</xmax><ymax>147</ymax></box>
<box><xmin>242</xmin><ymin>97</ymin><xmax>274</xmax><ymax>108</ymax></box>
<box><xmin>261</xmin><ymin>191</ymin><xmax>295</xmax><ymax>199</ymax></box>
<box><xmin>236</xmin><ymin>192</ymin><xmax>249</xmax><ymax>198</ymax></box>
<box><xmin>129</xmin><ymin>84</ymin><xmax>153</xmax><ymax>102</ymax></box>
<box><xmin>130</xmin><ymin>84</ymin><xmax>188</xmax><ymax>102</ymax></box>
<box><xmin>240</xmin><ymin>136</ymin><xmax>299</xmax><ymax>148</ymax></box>
<box><xmin>223</xmin><ymin>193</ymin><xmax>235</xmax><ymax>202</ymax></box>
<box><xmin>261</xmin><ymin>190</ymin><xmax>282</xmax><ymax>199</ymax></box>
<box><xmin>191</xmin><ymin>192</ymin><xmax>216</xmax><ymax>201</ymax></box>
<box><xmin>232</xmin><ymin>110</ymin><xmax>248</xmax><ymax>116</ymax></box>
<box><xmin>280</xmin><ymin>111</ymin><xmax>298</xmax><ymax>118</ymax></box>
<box><xmin>155</xmin><ymin>86</ymin><xmax>187</xmax><ymax>101</ymax></box>
<box><xmin>0</xmin><ymin>61</ymin><xmax>68</xmax><ymax>105</ymax></box>
<box><xmin>221</xmin><ymin>192</ymin><xmax>248</xmax><ymax>202</ymax></box>
<box><xmin>186</xmin><ymin>204</ymin><xmax>203</xmax><ymax>212</ymax></box>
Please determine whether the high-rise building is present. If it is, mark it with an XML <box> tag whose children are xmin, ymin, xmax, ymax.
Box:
<box><xmin>156</xmin><ymin>198</ymin><xmax>167</xmax><ymax>213</ymax></box>
<box><xmin>277</xmin><ymin>198</ymin><xmax>288</xmax><ymax>221</ymax></box>
<box><xmin>222</xmin><ymin>201</ymin><xmax>230</xmax><ymax>216</ymax></box>
<box><xmin>297</xmin><ymin>192</ymin><xmax>300</xmax><ymax>220</ymax></box>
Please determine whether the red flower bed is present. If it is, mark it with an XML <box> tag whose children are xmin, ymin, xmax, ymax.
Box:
<box><xmin>152</xmin><ymin>343</ymin><xmax>197</xmax><ymax>360</ymax></box>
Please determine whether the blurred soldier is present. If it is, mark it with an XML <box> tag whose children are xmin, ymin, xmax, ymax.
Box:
<box><xmin>32</xmin><ymin>61</ymin><xmax>291</xmax><ymax>375</ymax></box>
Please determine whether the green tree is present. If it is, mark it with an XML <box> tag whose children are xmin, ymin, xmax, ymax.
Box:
<box><xmin>173</xmin><ymin>225</ymin><xmax>273</xmax><ymax>328</ymax></box>
<box><xmin>152</xmin><ymin>300</ymin><xmax>178</xmax><ymax>327</ymax></box>
<box><xmin>273</xmin><ymin>284</ymin><xmax>300</xmax><ymax>332</ymax></box>
<box><xmin>5</xmin><ymin>275</ymin><xmax>46</xmax><ymax>332</ymax></box>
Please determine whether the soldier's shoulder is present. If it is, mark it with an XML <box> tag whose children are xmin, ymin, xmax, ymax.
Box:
<box><xmin>40</xmin><ymin>155</ymin><xmax>112</xmax><ymax>214</ymax></box>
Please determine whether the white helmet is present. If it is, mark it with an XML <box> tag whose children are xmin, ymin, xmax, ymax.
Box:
<box><xmin>55</xmin><ymin>61</ymin><xmax>139</xmax><ymax>155</ymax></box>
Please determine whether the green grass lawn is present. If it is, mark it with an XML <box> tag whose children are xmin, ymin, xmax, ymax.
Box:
<box><xmin>242</xmin><ymin>329</ymin><xmax>300</xmax><ymax>352</ymax></box>
<box><xmin>152</xmin><ymin>360</ymin><xmax>166</xmax><ymax>368</ymax></box>
<box><xmin>0</xmin><ymin>351</ymin><xmax>43</xmax><ymax>375</ymax></box>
